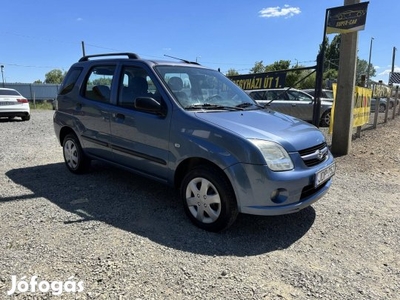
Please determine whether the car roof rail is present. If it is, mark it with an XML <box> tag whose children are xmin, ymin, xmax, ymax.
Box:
<box><xmin>79</xmin><ymin>52</ymin><xmax>140</xmax><ymax>62</ymax></box>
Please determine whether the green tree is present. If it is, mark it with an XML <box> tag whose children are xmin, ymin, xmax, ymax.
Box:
<box><xmin>325</xmin><ymin>35</ymin><xmax>341</xmax><ymax>71</ymax></box>
<box><xmin>300</xmin><ymin>70</ymin><xmax>317</xmax><ymax>89</ymax></box>
<box><xmin>356</xmin><ymin>58</ymin><xmax>376</xmax><ymax>85</ymax></box>
<box><xmin>250</xmin><ymin>61</ymin><xmax>266</xmax><ymax>73</ymax></box>
<box><xmin>45</xmin><ymin>69</ymin><xmax>65</xmax><ymax>84</ymax></box>
<box><xmin>33</xmin><ymin>79</ymin><xmax>43</xmax><ymax>84</ymax></box>
<box><xmin>92</xmin><ymin>78</ymin><xmax>112</xmax><ymax>86</ymax></box>
<box><xmin>265</xmin><ymin>60</ymin><xmax>291</xmax><ymax>72</ymax></box>
<box><xmin>250</xmin><ymin>59</ymin><xmax>312</xmax><ymax>88</ymax></box>
<box><xmin>322</xmin><ymin>35</ymin><xmax>376</xmax><ymax>85</ymax></box>
<box><xmin>226</xmin><ymin>68</ymin><xmax>239</xmax><ymax>76</ymax></box>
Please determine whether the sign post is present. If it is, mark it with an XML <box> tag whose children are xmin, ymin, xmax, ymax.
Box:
<box><xmin>327</xmin><ymin>1</ymin><xmax>369</xmax><ymax>156</ymax></box>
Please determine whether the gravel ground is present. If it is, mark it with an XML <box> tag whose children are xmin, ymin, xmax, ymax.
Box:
<box><xmin>0</xmin><ymin>110</ymin><xmax>399</xmax><ymax>300</ymax></box>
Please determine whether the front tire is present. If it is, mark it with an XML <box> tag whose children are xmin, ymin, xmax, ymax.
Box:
<box><xmin>62</xmin><ymin>133</ymin><xmax>90</xmax><ymax>174</ymax></box>
<box><xmin>181</xmin><ymin>166</ymin><xmax>238</xmax><ymax>232</ymax></box>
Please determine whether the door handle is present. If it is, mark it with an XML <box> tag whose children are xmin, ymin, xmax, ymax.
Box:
<box><xmin>113</xmin><ymin>113</ymin><xmax>125</xmax><ymax>120</ymax></box>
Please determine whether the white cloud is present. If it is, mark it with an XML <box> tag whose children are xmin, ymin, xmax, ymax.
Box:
<box><xmin>378</xmin><ymin>65</ymin><xmax>400</xmax><ymax>76</ymax></box>
<box><xmin>259</xmin><ymin>5</ymin><xmax>301</xmax><ymax>19</ymax></box>
<box><xmin>76</xmin><ymin>17</ymin><xmax>83</xmax><ymax>22</ymax></box>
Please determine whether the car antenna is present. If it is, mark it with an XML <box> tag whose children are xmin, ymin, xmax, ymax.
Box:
<box><xmin>164</xmin><ymin>54</ymin><xmax>199</xmax><ymax>65</ymax></box>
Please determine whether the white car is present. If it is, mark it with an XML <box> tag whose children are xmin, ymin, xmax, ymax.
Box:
<box><xmin>0</xmin><ymin>88</ymin><xmax>30</xmax><ymax>121</ymax></box>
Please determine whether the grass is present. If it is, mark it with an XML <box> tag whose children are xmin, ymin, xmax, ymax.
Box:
<box><xmin>29</xmin><ymin>101</ymin><xmax>54</xmax><ymax>110</ymax></box>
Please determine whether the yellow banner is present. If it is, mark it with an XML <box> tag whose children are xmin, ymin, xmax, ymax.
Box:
<box><xmin>329</xmin><ymin>84</ymin><xmax>372</xmax><ymax>133</ymax></box>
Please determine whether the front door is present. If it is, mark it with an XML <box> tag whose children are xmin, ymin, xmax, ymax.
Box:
<box><xmin>109</xmin><ymin>65</ymin><xmax>171</xmax><ymax>181</ymax></box>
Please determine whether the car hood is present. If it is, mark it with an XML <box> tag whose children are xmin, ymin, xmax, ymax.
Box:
<box><xmin>194</xmin><ymin>110</ymin><xmax>326</xmax><ymax>152</ymax></box>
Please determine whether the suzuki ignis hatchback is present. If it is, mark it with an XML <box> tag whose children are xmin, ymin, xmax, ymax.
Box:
<box><xmin>53</xmin><ymin>53</ymin><xmax>335</xmax><ymax>231</ymax></box>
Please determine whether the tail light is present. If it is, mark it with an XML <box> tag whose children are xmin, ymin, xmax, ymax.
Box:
<box><xmin>17</xmin><ymin>98</ymin><xmax>28</xmax><ymax>103</ymax></box>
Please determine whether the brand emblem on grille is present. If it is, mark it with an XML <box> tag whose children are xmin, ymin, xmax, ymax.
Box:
<box><xmin>317</xmin><ymin>149</ymin><xmax>324</xmax><ymax>160</ymax></box>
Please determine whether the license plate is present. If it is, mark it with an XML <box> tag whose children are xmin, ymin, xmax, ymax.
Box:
<box><xmin>0</xmin><ymin>101</ymin><xmax>16</xmax><ymax>105</ymax></box>
<box><xmin>315</xmin><ymin>162</ymin><xmax>336</xmax><ymax>187</ymax></box>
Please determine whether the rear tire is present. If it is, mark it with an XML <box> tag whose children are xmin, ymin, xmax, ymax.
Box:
<box><xmin>21</xmin><ymin>115</ymin><xmax>30</xmax><ymax>121</ymax></box>
<box><xmin>62</xmin><ymin>133</ymin><xmax>90</xmax><ymax>174</ymax></box>
<box><xmin>180</xmin><ymin>166</ymin><xmax>238</xmax><ymax>232</ymax></box>
<box><xmin>320</xmin><ymin>109</ymin><xmax>331</xmax><ymax>127</ymax></box>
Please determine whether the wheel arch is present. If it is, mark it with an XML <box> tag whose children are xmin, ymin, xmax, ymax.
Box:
<box><xmin>174</xmin><ymin>157</ymin><xmax>231</xmax><ymax>191</ymax></box>
<box><xmin>58</xmin><ymin>126</ymin><xmax>77</xmax><ymax>146</ymax></box>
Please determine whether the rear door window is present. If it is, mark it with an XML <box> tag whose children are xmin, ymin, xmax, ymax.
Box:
<box><xmin>83</xmin><ymin>65</ymin><xmax>116</xmax><ymax>103</ymax></box>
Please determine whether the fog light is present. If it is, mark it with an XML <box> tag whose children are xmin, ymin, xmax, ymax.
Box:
<box><xmin>270</xmin><ymin>188</ymin><xmax>288</xmax><ymax>204</ymax></box>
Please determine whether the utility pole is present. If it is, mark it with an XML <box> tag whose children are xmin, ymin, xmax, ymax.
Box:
<box><xmin>366</xmin><ymin>37</ymin><xmax>374</xmax><ymax>88</ymax></box>
<box><xmin>331</xmin><ymin>0</ymin><xmax>360</xmax><ymax>156</ymax></box>
<box><xmin>390</xmin><ymin>47</ymin><xmax>396</xmax><ymax>83</ymax></box>
<box><xmin>1</xmin><ymin>65</ymin><xmax>4</xmax><ymax>87</ymax></box>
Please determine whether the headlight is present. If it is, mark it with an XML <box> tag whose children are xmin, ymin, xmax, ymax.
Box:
<box><xmin>248</xmin><ymin>139</ymin><xmax>294</xmax><ymax>171</ymax></box>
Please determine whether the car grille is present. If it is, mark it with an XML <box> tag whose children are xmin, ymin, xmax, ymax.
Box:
<box><xmin>299</xmin><ymin>142</ymin><xmax>328</xmax><ymax>167</ymax></box>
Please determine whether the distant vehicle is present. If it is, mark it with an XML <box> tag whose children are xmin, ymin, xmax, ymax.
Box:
<box><xmin>302</xmin><ymin>89</ymin><xmax>334</xmax><ymax>102</ymax></box>
<box><xmin>53</xmin><ymin>53</ymin><xmax>335</xmax><ymax>232</ymax></box>
<box><xmin>246</xmin><ymin>88</ymin><xmax>332</xmax><ymax>127</ymax></box>
<box><xmin>370</xmin><ymin>98</ymin><xmax>399</xmax><ymax>113</ymax></box>
<box><xmin>0</xmin><ymin>88</ymin><xmax>30</xmax><ymax>121</ymax></box>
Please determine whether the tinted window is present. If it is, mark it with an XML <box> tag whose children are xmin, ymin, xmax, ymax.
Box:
<box><xmin>0</xmin><ymin>89</ymin><xmax>21</xmax><ymax>96</ymax></box>
<box><xmin>264</xmin><ymin>90</ymin><xmax>286</xmax><ymax>100</ymax></box>
<box><xmin>305</xmin><ymin>90</ymin><xmax>315</xmax><ymax>97</ymax></box>
<box><xmin>59</xmin><ymin>68</ymin><xmax>82</xmax><ymax>95</ymax></box>
<box><xmin>288</xmin><ymin>91</ymin><xmax>312</xmax><ymax>101</ymax></box>
<box><xmin>324</xmin><ymin>90</ymin><xmax>334</xmax><ymax>98</ymax></box>
<box><xmin>249</xmin><ymin>91</ymin><xmax>265</xmax><ymax>100</ymax></box>
<box><xmin>84</xmin><ymin>65</ymin><xmax>116</xmax><ymax>103</ymax></box>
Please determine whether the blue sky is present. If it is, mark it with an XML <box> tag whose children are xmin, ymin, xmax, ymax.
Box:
<box><xmin>0</xmin><ymin>0</ymin><xmax>398</xmax><ymax>84</ymax></box>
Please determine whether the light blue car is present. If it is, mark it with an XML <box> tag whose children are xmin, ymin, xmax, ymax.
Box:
<box><xmin>53</xmin><ymin>53</ymin><xmax>335</xmax><ymax>232</ymax></box>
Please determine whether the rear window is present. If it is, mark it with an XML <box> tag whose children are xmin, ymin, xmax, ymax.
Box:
<box><xmin>0</xmin><ymin>89</ymin><xmax>21</xmax><ymax>96</ymax></box>
<box><xmin>59</xmin><ymin>68</ymin><xmax>83</xmax><ymax>95</ymax></box>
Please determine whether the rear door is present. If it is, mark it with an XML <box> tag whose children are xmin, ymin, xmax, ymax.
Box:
<box><xmin>76</xmin><ymin>65</ymin><xmax>116</xmax><ymax>159</ymax></box>
<box><xmin>266</xmin><ymin>90</ymin><xmax>313</xmax><ymax>121</ymax></box>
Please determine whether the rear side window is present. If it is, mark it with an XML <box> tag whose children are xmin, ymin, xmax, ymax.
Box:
<box><xmin>84</xmin><ymin>65</ymin><xmax>116</xmax><ymax>103</ymax></box>
<box><xmin>249</xmin><ymin>91</ymin><xmax>265</xmax><ymax>100</ymax></box>
<box><xmin>59</xmin><ymin>68</ymin><xmax>82</xmax><ymax>95</ymax></box>
<box><xmin>288</xmin><ymin>91</ymin><xmax>312</xmax><ymax>101</ymax></box>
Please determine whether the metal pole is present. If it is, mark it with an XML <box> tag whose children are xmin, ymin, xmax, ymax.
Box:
<box><xmin>390</xmin><ymin>47</ymin><xmax>396</xmax><ymax>84</ymax></box>
<box><xmin>366</xmin><ymin>37</ymin><xmax>374</xmax><ymax>88</ymax></box>
<box><xmin>313</xmin><ymin>8</ymin><xmax>329</xmax><ymax>127</ymax></box>
<box><xmin>81</xmin><ymin>41</ymin><xmax>86</xmax><ymax>57</ymax></box>
<box><xmin>0</xmin><ymin>65</ymin><xmax>4</xmax><ymax>87</ymax></box>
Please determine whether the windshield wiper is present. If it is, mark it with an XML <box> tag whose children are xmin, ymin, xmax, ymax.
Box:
<box><xmin>236</xmin><ymin>102</ymin><xmax>263</xmax><ymax>109</ymax></box>
<box><xmin>185</xmin><ymin>103</ymin><xmax>243</xmax><ymax>110</ymax></box>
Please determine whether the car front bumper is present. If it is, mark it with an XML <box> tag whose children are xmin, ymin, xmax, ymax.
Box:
<box><xmin>226</xmin><ymin>154</ymin><xmax>335</xmax><ymax>216</ymax></box>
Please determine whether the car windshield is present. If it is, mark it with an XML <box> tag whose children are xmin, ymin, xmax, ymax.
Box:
<box><xmin>155</xmin><ymin>66</ymin><xmax>259</xmax><ymax>110</ymax></box>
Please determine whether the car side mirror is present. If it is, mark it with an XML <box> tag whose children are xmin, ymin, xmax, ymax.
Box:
<box><xmin>134</xmin><ymin>97</ymin><xmax>165</xmax><ymax>116</ymax></box>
